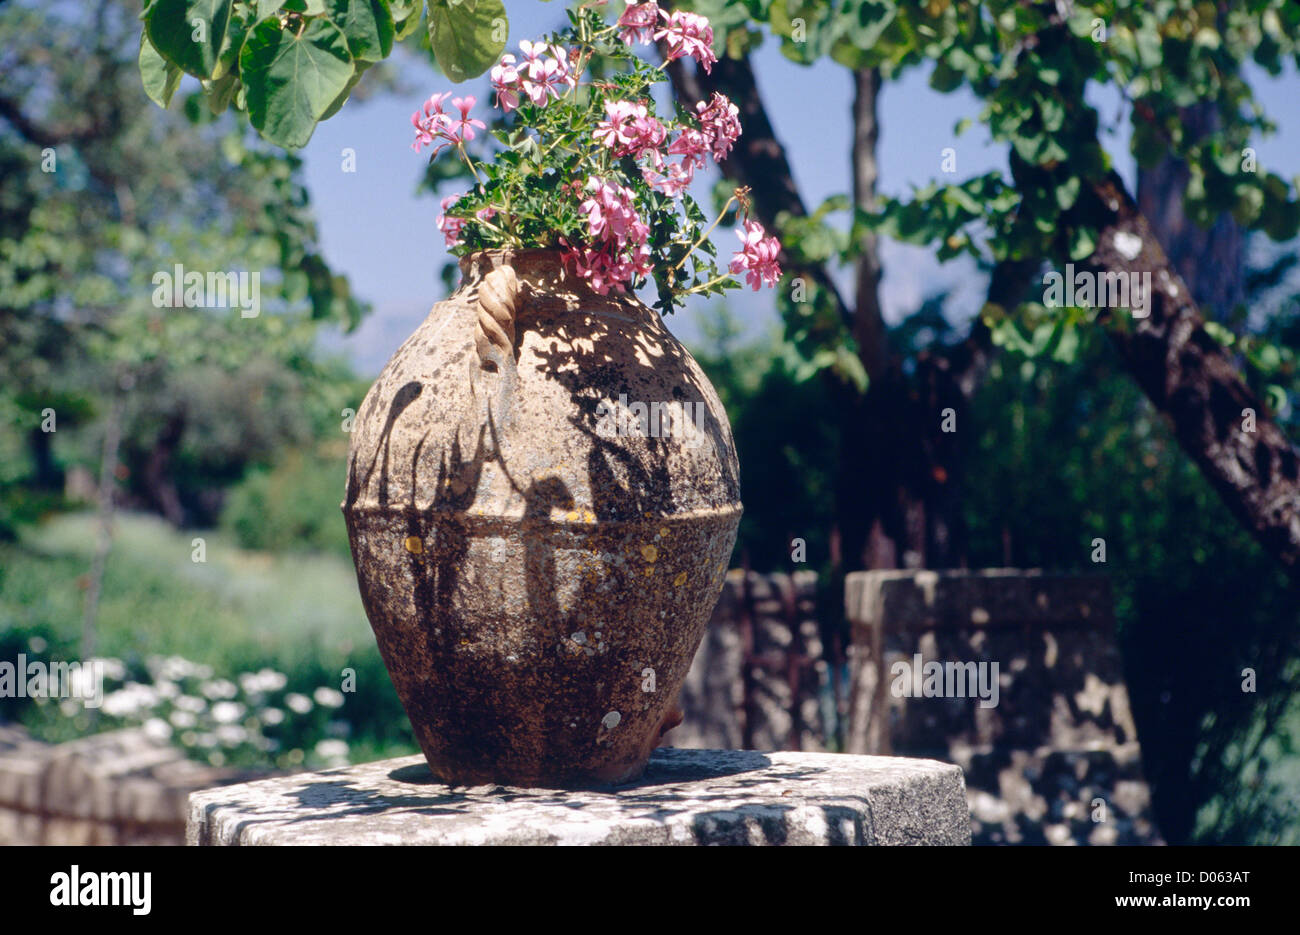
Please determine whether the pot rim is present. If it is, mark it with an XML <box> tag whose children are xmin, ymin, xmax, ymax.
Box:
<box><xmin>457</xmin><ymin>247</ymin><xmax>567</xmax><ymax>279</ymax></box>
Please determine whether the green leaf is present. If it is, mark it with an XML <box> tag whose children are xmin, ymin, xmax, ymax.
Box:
<box><xmin>393</xmin><ymin>1</ymin><xmax>423</xmax><ymax>40</ymax></box>
<box><xmin>240</xmin><ymin>17</ymin><xmax>355</xmax><ymax>148</ymax></box>
<box><xmin>427</xmin><ymin>0</ymin><xmax>507</xmax><ymax>83</ymax></box>
<box><xmin>327</xmin><ymin>0</ymin><xmax>394</xmax><ymax>62</ymax></box>
<box><xmin>146</xmin><ymin>0</ymin><xmax>234</xmax><ymax>78</ymax></box>
<box><xmin>1054</xmin><ymin>175</ymin><xmax>1081</xmax><ymax>211</ymax></box>
<box><xmin>1068</xmin><ymin>225</ymin><xmax>1097</xmax><ymax>261</ymax></box>
<box><xmin>1202</xmin><ymin>320</ymin><xmax>1235</xmax><ymax>347</ymax></box>
<box><xmin>205</xmin><ymin>72</ymin><xmax>240</xmax><ymax>114</ymax></box>
<box><xmin>139</xmin><ymin>31</ymin><xmax>183</xmax><ymax>108</ymax></box>
<box><xmin>1051</xmin><ymin>322</ymin><xmax>1079</xmax><ymax>363</ymax></box>
<box><xmin>320</xmin><ymin>61</ymin><xmax>370</xmax><ymax>119</ymax></box>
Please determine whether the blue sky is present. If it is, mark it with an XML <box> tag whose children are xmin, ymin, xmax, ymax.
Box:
<box><xmin>298</xmin><ymin>2</ymin><xmax>1300</xmax><ymax>375</ymax></box>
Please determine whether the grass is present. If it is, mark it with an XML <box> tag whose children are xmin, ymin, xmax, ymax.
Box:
<box><xmin>3</xmin><ymin>511</ymin><xmax>369</xmax><ymax>667</ymax></box>
<box><xmin>0</xmin><ymin>511</ymin><xmax>417</xmax><ymax>765</ymax></box>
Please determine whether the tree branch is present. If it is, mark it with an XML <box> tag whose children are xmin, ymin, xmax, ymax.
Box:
<box><xmin>1088</xmin><ymin>175</ymin><xmax>1300</xmax><ymax>584</ymax></box>
<box><xmin>0</xmin><ymin>94</ymin><xmax>105</xmax><ymax>148</ymax></box>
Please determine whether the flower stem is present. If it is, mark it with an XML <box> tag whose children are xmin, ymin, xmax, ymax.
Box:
<box><xmin>670</xmin><ymin>193</ymin><xmax>740</xmax><ymax>272</ymax></box>
<box><xmin>458</xmin><ymin>142</ymin><xmax>484</xmax><ymax>185</ymax></box>
<box><xmin>681</xmin><ymin>272</ymin><xmax>732</xmax><ymax>295</ymax></box>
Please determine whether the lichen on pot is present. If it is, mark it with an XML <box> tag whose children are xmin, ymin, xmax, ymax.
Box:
<box><xmin>343</xmin><ymin>248</ymin><xmax>742</xmax><ymax>787</ymax></box>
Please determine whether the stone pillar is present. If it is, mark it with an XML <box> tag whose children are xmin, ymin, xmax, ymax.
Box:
<box><xmin>189</xmin><ymin>747</ymin><xmax>971</xmax><ymax>845</ymax></box>
<box><xmin>667</xmin><ymin>570</ymin><xmax>830</xmax><ymax>752</ymax></box>
<box><xmin>845</xmin><ymin>569</ymin><xmax>1162</xmax><ymax>845</ymax></box>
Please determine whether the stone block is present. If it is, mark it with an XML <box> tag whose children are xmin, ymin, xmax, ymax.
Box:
<box><xmin>189</xmin><ymin>747</ymin><xmax>970</xmax><ymax>846</ymax></box>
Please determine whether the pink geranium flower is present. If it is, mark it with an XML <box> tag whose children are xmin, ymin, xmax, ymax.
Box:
<box><xmin>667</xmin><ymin>127</ymin><xmax>710</xmax><ymax>169</ymax></box>
<box><xmin>438</xmin><ymin>196</ymin><xmax>497</xmax><ymax>248</ymax></box>
<box><xmin>411</xmin><ymin>92</ymin><xmax>453</xmax><ymax>152</ymax></box>
<box><xmin>617</xmin><ymin>1</ymin><xmax>659</xmax><ymax>45</ymax></box>
<box><xmin>565</xmin><ymin>241</ymin><xmax>652</xmax><ymax>295</ymax></box>
<box><xmin>594</xmin><ymin>100</ymin><xmax>667</xmax><ymax>160</ymax></box>
<box><xmin>490</xmin><ymin>54</ymin><xmax>521</xmax><ymax>111</ymax></box>
<box><xmin>695</xmin><ymin>92</ymin><xmax>741</xmax><ymax>162</ymax></box>
<box><xmin>523</xmin><ymin>56</ymin><xmax>566</xmax><ymax>104</ymax></box>
<box><xmin>643</xmin><ymin>161</ymin><xmax>693</xmax><ymax>197</ymax></box>
<box><xmin>493</xmin><ymin>41</ymin><xmax>574</xmax><ymax>111</ymax></box>
<box><xmin>517</xmin><ymin>39</ymin><xmax>549</xmax><ymax>65</ymax></box>
<box><xmin>579</xmin><ymin>178</ymin><xmax>648</xmax><ymax>249</ymax></box>
<box><xmin>450</xmin><ymin>96</ymin><xmax>486</xmax><ymax>141</ymax></box>
<box><xmin>654</xmin><ymin>10</ymin><xmax>717</xmax><ymax>73</ymax></box>
<box><xmin>412</xmin><ymin>93</ymin><xmax>484</xmax><ymax>155</ymax></box>
<box><xmin>559</xmin><ymin>46</ymin><xmax>581</xmax><ymax>91</ymax></box>
<box><xmin>437</xmin><ymin>194</ymin><xmax>466</xmax><ymax>246</ymax></box>
<box><xmin>728</xmin><ymin>220</ymin><xmax>782</xmax><ymax>290</ymax></box>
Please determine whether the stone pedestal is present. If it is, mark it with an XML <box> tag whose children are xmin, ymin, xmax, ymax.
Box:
<box><xmin>188</xmin><ymin>747</ymin><xmax>970</xmax><ymax>846</ymax></box>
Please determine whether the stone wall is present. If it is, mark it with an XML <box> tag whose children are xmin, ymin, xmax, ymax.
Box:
<box><xmin>845</xmin><ymin>569</ymin><xmax>1162</xmax><ymax>845</ymax></box>
<box><xmin>666</xmin><ymin>569</ymin><xmax>834</xmax><ymax>753</ymax></box>
<box><xmin>0</xmin><ymin>725</ymin><xmax>255</xmax><ymax>845</ymax></box>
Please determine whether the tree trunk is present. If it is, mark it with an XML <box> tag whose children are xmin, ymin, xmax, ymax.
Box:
<box><xmin>27</xmin><ymin>424</ymin><xmax>63</xmax><ymax>490</ymax></box>
<box><xmin>83</xmin><ymin>376</ymin><xmax>128</xmax><ymax>657</ymax></box>
<box><xmin>141</xmin><ymin>410</ymin><xmax>186</xmax><ymax>526</ymax></box>
<box><xmin>851</xmin><ymin>68</ymin><xmax>887</xmax><ymax>383</ymax></box>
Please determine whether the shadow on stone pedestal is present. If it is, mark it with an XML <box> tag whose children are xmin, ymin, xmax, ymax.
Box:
<box><xmin>845</xmin><ymin>569</ymin><xmax>1163</xmax><ymax>846</ymax></box>
<box><xmin>188</xmin><ymin>748</ymin><xmax>970</xmax><ymax>846</ymax></box>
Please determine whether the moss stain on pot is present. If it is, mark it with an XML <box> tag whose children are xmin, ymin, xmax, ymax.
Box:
<box><xmin>342</xmin><ymin>249</ymin><xmax>741</xmax><ymax>787</ymax></box>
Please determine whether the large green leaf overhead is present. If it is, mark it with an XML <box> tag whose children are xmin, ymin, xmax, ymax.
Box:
<box><xmin>146</xmin><ymin>0</ymin><xmax>234</xmax><ymax>78</ymax></box>
<box><xmin>328</xmin><ymin>0</ymin><xmax>395</xmax><ymax>62</ymax></box>
<box><xmin>138</xmin><ymin>32</ymin><xmax>183</xmax><ymax>107</ymax></box>
<box><xmin>240</xmin><ymin>17</ymin><xmax>355</xmax><ymax>148</ymax></box>
<box><xmin>427</xmin><ymin>0</ymin><xmax>506</xmax><ymax>83</ymax></box>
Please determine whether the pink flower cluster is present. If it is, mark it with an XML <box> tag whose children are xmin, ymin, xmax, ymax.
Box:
<box><xmin>616</xmin><ymin>1</ymin><xmax>658</xmax><ymax>44</ymax></box>
<box><xmin>728</xmin><ymin>220</ymin><xmax>782</xmax><ymax>290</ymax></box>
<box><xmin>618</xmin><ymin>2</ymin><xmax>717</xmax><ymax>73</ymax></box>
<box><xmin>490</xmin><ymin>40</ymin><xmax>577</xmax><ymax>112</ymax></box>
<box><xmin>590</xmin><ymin>97</ymin><xmax>698</xmax><ymax>197</ymax></box>
<box><xmin>694</xmin><ymin>92</ymin><xmax>741</xmax><ymax>162</ymax></box>
<box><xmin>411</xmin><ymin>93</ymin><xmax>485</xmax><ymax>155</ymax></box>
<box><xmin>636</xmin><ymin>91</ymin><xmax>739</xmax><ymax>198</ymax></box>
<box><xmin>593</xmin><ymin>100</ymin><xmax>668</xmax><ymax>159</ymax></box>
<box><xmin>411</xmin><ymin>6</ymin><xmax>782</xmax><ymax>297</ymax></box>
<box><xmin>565</xmin><ymin>178</ymin><xmax>652</xmax><ymax>294</ymax></box>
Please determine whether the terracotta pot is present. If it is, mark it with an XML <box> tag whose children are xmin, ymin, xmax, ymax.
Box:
<box><xmin>342</xmin><ymin>248</ymin><xmax>741</xmax><ymax>787</ymax></box>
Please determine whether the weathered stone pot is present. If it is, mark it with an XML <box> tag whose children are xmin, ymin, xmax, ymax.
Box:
<box><xmin>342</xmin><ymin>248</ymin><xmax>741</xmax><ymax>787</ymax></box>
